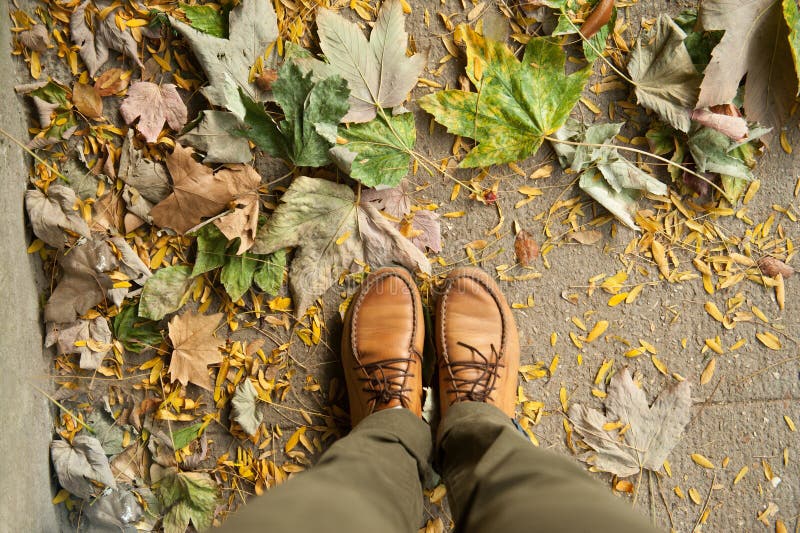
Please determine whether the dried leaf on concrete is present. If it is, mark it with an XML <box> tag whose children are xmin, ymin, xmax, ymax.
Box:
<box><xmin>25</xmin><ymin>184</ymin><xmax>92</xmax><ymax>248</ymax></box>
<box><xmin>120</xmin><ymin>82</ymin><xmax>188</xmax><ymax>144</ymax></box>
<box><xmin>252</xmin><ymin>176</ymin><xmax>431</xmax><ymax>312</ymax></box>
<box><xmin>568</xmin><ymin>368</ymin><xmax>691</xmax><ymax>477</ymax></box>
<box><xmin>51</xmin><ymin>434</ymin><xmax>117</xmax><ymax>499</ymax></box>
<box><xmin>45</xmin><ymin>317</ymin><xmax>112</xmax><ymax>370</ymax></box>
<box><xmin>167</xmin><ymin>311</ymin><xmax>224</xmax><ymax>391</ymax></box>
<box><xmin>231</xmin><ymin>379</ymin><xmax>262</xmax><ymax>436</ymax></box>
<box><xmin>150</xmin><ymin>144</ymin><xmax>261</xmax><ymax>234</ymax></box>
<box><xmin>44</xmin><ymin>238</ymin><xmax>118</xmax><ymax>324</ymax></box>
<box><xmin>70</xmin><ymin>0</ymin><xmax>143</xmax><ymax>76</ymax></box>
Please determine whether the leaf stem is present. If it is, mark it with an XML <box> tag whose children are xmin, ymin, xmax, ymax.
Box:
<box><xmin>560</xmin><ymin>10</ymin><xmax>637</xmax><ymax>86</ymax></box>
<box><xmin>543</xmin><ymin>135</ymin><xmax>727</xmax><ymax>197</ymax></box>
<box><xmin>31</xmin><ymin>383</ymin><xmax>96</xmax><ymax>434</ymax></box>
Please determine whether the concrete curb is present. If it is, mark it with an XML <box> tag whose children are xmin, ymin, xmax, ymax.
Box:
<box><xmin>0</xmin><ymin>13</ymin><xmax>63</xmax><ymax>532</ymax></box>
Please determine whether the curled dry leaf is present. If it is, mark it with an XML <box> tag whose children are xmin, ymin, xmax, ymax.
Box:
<box><xmin>758</xmin><ymin>256</ymin><xmax>794</xmax><ymax>278</ymax></box>
<box><xmin>18</xmin><ymin>24</ymin><xmax>51</xmax><ymax>52</ymax></box>
<box><xmin>70</xmin><ymin>0</ymin><xmax>143</xmax><ymax>77</ymax></box>
<box><xmin>51</xmin><ymin>435</ymin><xmax>117</xmax><ymax>499</ymax></box>
<box><xmin>120</xmin><ymin>82</ymin><xmax>188</xmax><ymax>144</ymax></box>
<box><xmin>580</xmin><ymin>0</ymin><xmax>614</xmax><ymax>39</ymax></box>
<box><xmin>45</xmin><ymin>317</ymin><xmax>112</xmax><ymax>370</ymax></box>
<box><xmin>231</xmin><ymin>379</ymin><xmax>263</xmax><ymax>436</ymax></box>
<box><xmin>691</xmin><ymin>108</ymin><xmax>748</xmax><ymax>141</ymax></box>
<box><xmin>569</xmin><ymin>229</ymin><xmax>603</xmax><ymax>245</ymax></box>
<box><xmin>167</xmin><ymin>311</ymin><xmax>224</xmax><ymax>390</ymax></box>
<box><xmin>44</xmin><ymin>238</ymin><xmax>118</xmax><ymax>324</ymax></box>
<box><xmin>514</xmin><ymin>230</ymin><xmax>539</xmax><ymax>266</ymax></box>
<box><xmin>568</xmin><ymin>368</ymin><xmax>691</xmax><ymax>477</ymax></box>
<box><xmin>25</xmin><ymin>184</ymin><xmax>92</xmax><ymax>248</ymax></box>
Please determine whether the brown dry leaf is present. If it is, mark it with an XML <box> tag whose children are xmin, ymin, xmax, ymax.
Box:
<box><xmin>569</xmin><ymin>230</ymin><xmax>603</xmax><ymax>245</ymax></box>
<box><xmin>361</xmin><ymin>180</ymin><xmax>441</xmax><ymax>253</ymax></box>
<box><xmin>44</xmin><ymin>238</ymin><xmax>118</xmax><ymax>324</ymax></box>
<box><xmin>91</xmin><ymin>192</ymin><xmax>124</xmax><ymax>233</ymax></box>
<box><xmin>515</xmin><ymin>230</ymin><xmax>539</xmax><ymax>266</ymax></box>
<box><xmin>758</xmin><ymin>256</ymin><xmax>794</xmax><ymax>278</ymax></box>
<box><xmin>213</xmin><ymin>191</ymin><xmax>260</xmax><ymax>255</ymax></box>
<box><xmin>70</xmin><ymin>0</ymin><xmax>143</xmax><ymax>77</ymax></box>
<box><xmin>25</xmin><ymin>184</ymin><xmax>92</xmax><ymax>248</ymax></box>
<box><xmin>568</xmin><ymin>368</ymin><xmax>691</xmax><ymax>477</ymax></box>
<box><xmin>73</xmin><ymin>82</ymin><xmax>103</xmax><ymax>120</ymax></box>
<box><xmin>120</xmin><ymin>82</ymin><xmax>188</xmax><ymax>144</ymax></box>
<box><xmin>18</xmin><ymin>24</ymin><xmax>51</xmax><ymax>53</ymax></box>
<box><xmin>95</xmin><ymin>68</ymin><xmax>129</xmax><ymax>97</ymax></box>
<box><xmin>150</xmin><ymin>144</ymin><xmax>261</xmax><ymax>234</ymax></box>
<box><xmin>45</xmin><ymin>317</ymin><xmax>112</xmax><ymax>370</ymax></box>
<box><xmin>167</xmin><ymin>311</ymin><xmax>224</xmax><ymax>391</ymax></box>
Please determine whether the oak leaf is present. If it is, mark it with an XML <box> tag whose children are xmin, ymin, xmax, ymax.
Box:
<box><xmin>120</xmin><ymin>82</ymin><xmax>188</xmax><ymax>144</ymax></box>
<box><xmin>568</xmin><ymin>368</ymin><xmax>691</xmax><ymax>477</ymax></box>
<box><xmin>167</xmin><ymin>311</ymin><xmax>224</xmax><ymax>390</ymax></box>
<box><xmin>419</xmin><ymin>28</ymin><xmax>590</xmax><ymax>168</ymax></box>
<box><xmin>168</xmin><ymin>0</ymin><xmax>277</xmax><ymax>117</ymax></box>
<box><xmin>251</xmin><ymin>176</ymin><xmax>431</xmax><ymax>312</ymax></box>
<box><xmin>70</xmin><ymin>0</ymin><xmax>143</xmax><ymax>77</ymax></box>
<box><xmin>150</xmin><ymin>144</ymin><xmax>261</xmax><ymax>234</ymax></box>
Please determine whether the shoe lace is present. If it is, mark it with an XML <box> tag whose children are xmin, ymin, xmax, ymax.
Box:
<box><xmin>446</xmin><ymin>342</ymin><xmax>504</xmax><ymax>402</ymax></box>
<box><xmin>355</xmin><ymin>356</ymin><xmax>417</xmax><ymax>408</ymax></box>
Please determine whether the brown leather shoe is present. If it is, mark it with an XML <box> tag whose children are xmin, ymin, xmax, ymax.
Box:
<box><xmin>435</xmin><ymin>267</ymin><xmax>520</xmax><ymax>417</ymax></box>
<box><xmin>341</xmin><ymin>267</ymin><xmax>425</xmax><ymax>425</ymax></box>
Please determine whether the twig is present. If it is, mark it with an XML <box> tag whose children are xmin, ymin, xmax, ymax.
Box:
<box><xmin>693</xmin><ymin>472</ymin><xmax>717</xmax><ymax>532</ymax></box>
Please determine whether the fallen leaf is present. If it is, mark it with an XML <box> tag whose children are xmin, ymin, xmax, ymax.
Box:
<box><xmin>180</xmin><ymin>111</ymin><xmax>252</xmax><ymax>164</ymax></box>
<box><xmin>514</xmin><ymin>230</ymin><xmax>539</xmax><ymax>266</ymax></box>
<box><xmin>220</xmin><ymin>252</ymin><xmax>259</xmax><ymax>302</ymax></box>
<box><xmin>139</xmin><ymin>265</ymin><xmax>193</xmax><ymax>321</ymax></box>
<box><xmin>214</xmin><ymin>191</ymin><xmax>260</xmax><ymax>254</ymax></box>
<box><xmin>167</xmin><ymin>311</ymin><xmax>224</xmax><ymax>391</ymax></box>
<box><xmin>687</xmin><ymin>127</ymin><xmax>753</xmax><ymax>180</ymax></box>
<box><xmin>758</xmin><ymin>256</ymin><xmax>794</xmax><ymax>278</ymax></box>
<box><xmin>297</xmin><ymin>0</ymin><xmax>426</xmax><ymax>122</ymax></box>
<box><xmin>698</xmin><ymin>0</ymin><xmax>796</xmax><ymax>130</ymax></box>
<box><xmin>44</xmin><ymin>238</ymin><xmax>118</xmax><ymax>324</ymax></box>
<box><xmin>552</xmin><ymin>0</ymin><xmax>617</xmax><ymax>62</ymax></box>
<box><xmin>150</xmin><ymin>144</ymin><xmax>261</xmax><ymax>234</ymax></box>
<box><xmin>569</xmin><ymin>230</ymin><xmax>603</xmax><ymax>244</ymax></box>
<box><xmin>568</xmin><ymin>368</ymin><xmax>691</xmax><ymax>477</ymax></box>
<box><xmin>553</xmin><ymin>119</ymin><xmax>667</xmax><ymax>229</ymax></box>
<box><xmin>361</xmin><ymin>181</ymin><xmax>441</xmax><ymax>252</ymax></box>
<box><xmin>361</xmin><ymin>181</ymin><xmax>413</xmax><ymax>218</ymax></box>
<box><xmin>691</xmin><ymin>453</ymin><xmax>715</xmax><ymax>469</ymax></box>
<box><xmin>408</xmin><ymin>210</ymin><xmax>442</xmax><ymax>253</ymax></box>
<box><xmin>251</xmin><ymin>176</ymin><xmax>431</xmax><ymax>312</ymax></box>
<box><xmin>419</xmin><ymin>28</ymin><xmax>590</xmax><ymax>167</ymax></box>
<box><xmin>25</xmin><ymin>184</ymin><xmax>92</xmax><ymax>248</ymax></box>
<box><xmin>72</xmin><ymin>81</ymin><xmax>103</xmax><ymax>120</ymax></box>
<box><xmin>70</xmin><ymin>0</ymin><xmax>143</xmax><ymax>77</ymax></box>
<box><xmin>329</xmin><ymin>111</ymin><xmax>415</xmax><ymax>187</ymax></box>
<box><xmin>94</xmin><ymin>68</ymin><xmax>129</xmax><ymax>97</ymax></box>
<box><xmin>120</xmin><ymin>82</ymin><xmax>188</xmax><ymax>144</ymax></box>
<box><xmin>18</xmin><ymin>24</ymin><xmax>50</xmax><ymax>52</ymax></box>
<box><xmin>45</xmin><ymin>317</ymin><xmax>112</xmax><ymax>369</ymax></box>
<box><xmin>107</xmin><ymin>236</ymin><xmax>152</xmax><ymax>306</ymax></box>
<box><xmin>117</xmin><ymin>131</ymin><xmax>170</xmax><ymax>226</ymax></box>
<box><xmin>91</xmin><ymin>191</ymin><xmax>124</xmax><ymax>233</ymax></box>
<box><xmin>51</xmin><ymin>435</ymin><xmax>117</xmax><ymax>499</ymax></box>
<box><xmin>112</xmin><ymin>303</ymin><xmax>163</xmax><ymax>353</ymax></box>
<box><xmin>231</xmin><ymin>379</ymin><xmax>262</xmax><ymax>436</ymax></box>
<box><xmin>786</xmin><ymin>0</ymin><xmax>800</xmax><ymax>91</ymax></box>
<box><xmin>180</xmin><ymin>3</ymin><xmax>227</xmax><ymax>37</ymax></box>
<box><xmin>237</xmin><ymin>62</ymin><xmax>349</xmax><ymax>168</ymax></box>
<box><xmin>168</xmin><ymin>0</ymin><xmax>277</xmax><ymax>117</ymax></box>
<box><xmin>253</xmin><ymin>249</ymin><xmax>287</xmax><ymax>295</ymax></box>
<box><xmin>628</xmin><ymin>15</ymin><xmax>701</xmax><ymax>132</ymax></box>
<box><xmin>691</xmin><ymin>108</ymin><xmax>748</xmax><ymax>141</ymax></box>
<box><xmin>158</xmin><ymin>471</ymin><xmax>219</xmax><ymax>533</ymax></box>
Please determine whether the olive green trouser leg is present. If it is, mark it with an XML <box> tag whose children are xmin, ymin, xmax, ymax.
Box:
<box><xmin>439</xmin><ymin>402</ymin><xmax>662</xmax><ymax>533</ymax></box>
<box><xmin>217</xmin><ymin>408</ymin><xmax>432</xmax><ymax>533</ymax></box>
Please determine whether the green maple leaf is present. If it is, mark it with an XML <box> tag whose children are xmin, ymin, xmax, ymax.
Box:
<box><xmin>179</xmin><ymin>3</ymin><xmax>228</xmax><ymax>38</ymax></box>
<box><xmin>236</xmin><ymin>62</ymin><xmax>350</xmax><ymax>168</ymax></box>
<box><xmin>418</xmin><ymin>28</ymin><xmax>590</xmax><ymax>168</ymax></box>
<box><xmin>330</xmin><ymin>112</ymin><xmax>416</xmax><ymax>187</ymax></box>
<box><xmin>158</xmin><ymin>471</ymin><xmax>219</xmax><ymax>533</ymax></box>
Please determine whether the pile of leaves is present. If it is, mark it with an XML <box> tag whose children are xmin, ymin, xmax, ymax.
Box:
<box><xmin>8</xmin><ymin>0</ymin><xmax>799</xmax><ymax>530</ymax></box>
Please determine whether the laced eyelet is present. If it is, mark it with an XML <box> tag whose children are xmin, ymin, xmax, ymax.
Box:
<box><xmin>445</xmin><ymin>342</ymin><xmax>504</xmax><ymax>402</ymax></box>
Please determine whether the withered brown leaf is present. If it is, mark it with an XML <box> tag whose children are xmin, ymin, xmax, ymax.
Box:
<box><xmin>514</xmin><ymin>229</ymin><xmax>539</xmax><ymax>266</ymax></box>
<box><xmin>167</xmin><ymin>311</ymin><xmax>224</xmax><ymax>391</ymax></box>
